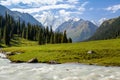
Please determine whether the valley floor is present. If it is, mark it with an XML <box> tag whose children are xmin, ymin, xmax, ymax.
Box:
<box><xmin>2</xmin><ymin>38</ymin><xmax>120</xmax><ymax>66</ymax></box>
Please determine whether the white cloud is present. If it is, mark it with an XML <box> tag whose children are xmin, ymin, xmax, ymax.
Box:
<box><xmin>105</xmin><ymin>4</ymin><xmax>120</xmax><ymax>13</ymax></box>
<box><xmin>59</xmin><ymin>10</ymin><xmax>70</xmax><ymax>16</ymax></box>
<box><xmin>78</xmin><ymin>7</ymin><xmax>85</xmax><ymax>12</ymax></box>
<box><xmin>0</xmin><ymin>0</ymin><xmax>88</xmax><ymax>30</ymax></box>
<box><xmin>0</xmin><ymin>0</ymin><xmax>60</xmax><ymax>6</ymax></box>
<box><xmin>81</xmin><ymin>2</ymin><xmax>88</xmax><ymax>7</ymax></box>
<box><xmin>73</xmin><ymin>18</ymin><xmax>80</xmax><ymax>21</ymax></box>
<box><xmin>78</xmin><ymin>2</ymin><xmax>88</xmax><ymax>12</ymax></box>
<box><xmin>33</xmin><ymin>10</ymin><xmax>72</xmax><ymax>30</ymax></box>
<box><xmin>66</xmin><ymin>0</ymin><xmax>79</xmax><ymax>4</ymax></box>
<box><xmin>11</xmin><ymin>4</ymin><xmax>75</xmax><ymax>13</ymax></box>
<box><xmin>59</xmin><ymin>10</ymin><xmax>71</xmax><ymax>21</ymax></box>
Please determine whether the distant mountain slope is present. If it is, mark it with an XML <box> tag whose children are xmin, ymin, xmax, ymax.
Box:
<box><xmin>88</xmin><ymin>16</ymin><xmax>120</xmax><ymax>40</ymax></box>
<box><xmin>0</xmin><ymin>5</ymin><xmax>42</xmax><ymax>26</ymax></box>
<box><xmin>56</xmin><ymin>19</ymin><xmax>98</xmax><ymax>42</ymax></box>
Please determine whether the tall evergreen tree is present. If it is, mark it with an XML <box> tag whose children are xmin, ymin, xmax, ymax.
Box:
<box><xmin>22</xmin><ymin>27</ymin><xmax>26</xmax><ymax>38</ymax></box>
<box><xmin>21</xmin><ymin>21</ymin><xmax>25</xmax><ymax>37</ymax></box>
<box><xmin>62</xmin><ymin>30</ymin><xmax>68</xmax><ymax>43</ymax></box>
<box><xmin>17</xmin><ymin>18</ymin><xmax>21</xmax><ymax>36</ymax></box>
<box><xmin>0</xmin><ymin>13</ymin><xmax>71</xmax><ymax>45</ymax></box>
<box><xmin>0</xmin><ymin>28</ymin><xmax>2</xmax><ymax>42</ymax></box>
<box><xmin>68</xmin><ymin>38</ymin><xmax>72</xmax><ymax>43</ymax></box>
<box><xmin>50</xmin><ymin>33</ymin><xmax>54</xmax><ymax>44</ymax></box>
<box><xmin>3</xmin><ymin>25</ymin><xmax>10</xmax><ymax>45</ymax></box>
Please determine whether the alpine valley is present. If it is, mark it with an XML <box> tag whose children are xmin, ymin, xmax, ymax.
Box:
<box><xmin>0</xmin><ymin>1</ymin><xmax>120</xmax><ymax>80</ymax></box>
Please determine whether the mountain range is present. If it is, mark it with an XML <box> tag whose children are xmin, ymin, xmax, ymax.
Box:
<box><xmin>88</xmin><ymin>16</ymin><xmax>120</xmax><ymax>40</ymax></box>
<box><xmin>56</xmin><ymin>19</ymin><xmax>98</xmax><ymax>42</ymax></box>
<box><xmin>0</xmin><ymin>5</ymin><xmax>42</xmax><ymax>26</ymax></box>
<box><xmin>3</xmin><ymin>4</ymin><xmax>119</xmax><ymax>42</ymax></box>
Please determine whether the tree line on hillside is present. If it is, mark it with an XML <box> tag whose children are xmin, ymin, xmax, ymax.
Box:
<box><xmin>0</xmin><ymin>13</ymin><xmax>72</xmax><ymax>46</ymax></box>
<box><xmin>88</xmin><ymin>16</ymin><xmax>120</xmax><ymax>41</ymax></box>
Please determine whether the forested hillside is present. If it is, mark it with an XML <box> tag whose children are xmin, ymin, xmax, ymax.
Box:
<box><xmin>88</xmin><ymin>16</ymin><xmax>120</xmax><ymax>40</ymax></box>
<box><xmin>0</xmin><ymin>13</ymin><xmax>72</xmax><ymax>46</ymax></box>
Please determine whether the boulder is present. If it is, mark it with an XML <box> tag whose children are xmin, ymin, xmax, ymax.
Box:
<box><xmin>6</xmin><ymin>52</ymin><xmax>15</xmax><ymax>56</ymax></box>
<box><xmin>27</xmin><ymin>58</ymin><xmax>38</xmax><ymax>63</ymax></box>
<box><xmin>87</xmin><ymin>50</ymin><xmax>95</xmax><ymax>54</ymax></box>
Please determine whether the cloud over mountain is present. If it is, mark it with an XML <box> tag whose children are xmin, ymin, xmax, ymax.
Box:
<box><xmin>0</xmin><ymin>0</ymin><xmax>120</xmax><ymax>30</ymax></box>
<box><xmin>105</xmin><ymin>4</ymin><xmax>120</xmax><ymax>13</ymax></box>
<box><xmin>0</xmin><ymin>0</ymin><xmax>88</xmax><ymax>29</ymax></box>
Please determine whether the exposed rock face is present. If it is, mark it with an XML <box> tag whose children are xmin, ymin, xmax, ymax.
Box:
<box><xmin>27</xmin><ymin>58</ymin><xmax>38</xmax><ymax>63</ymax></box>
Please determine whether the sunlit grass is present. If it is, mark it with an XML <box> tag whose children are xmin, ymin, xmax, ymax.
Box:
<box><xmin>3</xmin><ymin>38</ymin><xmax>120</xmax><ymax>66</ymax></box>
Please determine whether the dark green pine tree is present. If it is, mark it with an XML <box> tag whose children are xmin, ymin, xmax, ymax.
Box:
<box><xmin>9</xmin><ymin>24</ymin><xmax>14</xmax><ymax>38</ymax></box>
<box><xmin>21</xmin><ymin>21</ymin><xmax>25</xmax><ymax>37</ymax></box>
<box><xmin>38</xmin><ymin>29</ymin><xmax>43</xmax><ymax>45</ymax></box>
<box><xmin>44</xmin><ymin>26</ymin><xmax>50</xmax><ymax>44</ymax></box>
<box><xmin>0</xmin><ymin>17</ymin><xmax>2</xmax><ymax>41</ymax></box>
<box><xmin>17</xmin><ymin>18</ymin><xmax>21</xmax><ymax>36</ymax></box>
<box><xmin>68</xmin><ymin>38</ymin><xmax>72</xmax><ymax>43</ymax></box>
<box><xmin>50</xmin><ymin>33</ymin><xmax>54</xmax><ymax>44</ymax></box>
<box><xmin>35</xmin><ymin>27</ymin><xmax>39</xmax><ymax>41</ymax></box>
<box><xmin>62</xmin><ymin>30</ymin><xmax>68</xmax><ymax>43</ymax></box>
<box><xmin>0</xmin><ymin>16</ymin><xmax>2</xmax><ymax>41</ymax></box>
<box><xmin>26</xmin><ymin>23</ymin><xmax>31</xmax><ymax>40</ymax></box>
<box><xmin>0</xmin><ymin>28</ymin><xmax>2</xmax><ymax>42</ymax></box>
<box><xmin>3</xmin><ymin>25</ymin><xmax>10</xmax><ymax>45</ymax></box>
<box><xmin>57</xmin><ymin>33</ymin><xmax>62</xmax><ymax>43</ymax></box>
<box><xmin>22</xmin><ymin>27</ymin><xmax>26</xmax><ymax>39</ymax></box>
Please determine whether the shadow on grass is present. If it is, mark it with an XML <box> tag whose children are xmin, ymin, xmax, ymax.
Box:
<box><xmin>10</xmin><ymin>39</ymin><xmax>22</xmax><ymax>47</ymax></box>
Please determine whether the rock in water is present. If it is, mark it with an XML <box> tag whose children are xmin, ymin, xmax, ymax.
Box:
<box><xmin>28</xmin><ymin>58</ymin><xmax>38</xmax><ymax>63</ymax></box>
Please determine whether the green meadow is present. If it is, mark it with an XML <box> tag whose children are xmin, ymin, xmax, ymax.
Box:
<box><xmin>2</xmin><ymin>38</ymin><xmax>120</xmax><ymax>66</ymax></box>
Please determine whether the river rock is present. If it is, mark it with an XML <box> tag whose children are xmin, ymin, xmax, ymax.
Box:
<box><xmin>6</xmin><ymin>52</ymin><xmax>15</xmax><ymax>56</ymax></box>
<box><xmin>27</xmin><ymin>58</ymin><xmax>38</xmax><ymax>63</ymax></box>
<box><xmin>48</xmin><ymin>60</ymin><xmax>60</xmax><ymax>64</ymax></box>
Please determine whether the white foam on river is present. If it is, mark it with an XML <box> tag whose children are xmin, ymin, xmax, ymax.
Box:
<box><xmin>0</xmin><ymin>53</ymin><xmax>120</xmax><ymax>80</ymax></box>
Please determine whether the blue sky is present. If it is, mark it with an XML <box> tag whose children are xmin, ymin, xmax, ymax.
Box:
<box><xmin>0</xmin><ymin>0</ymin><xmax>120</xmax><ymax>29</ymax></box>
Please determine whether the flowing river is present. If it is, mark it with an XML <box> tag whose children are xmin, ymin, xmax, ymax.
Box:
<box><xmin>0</xmin><ymin>53</ymin><xmax>120</xmax><ymax>80</ymax></box>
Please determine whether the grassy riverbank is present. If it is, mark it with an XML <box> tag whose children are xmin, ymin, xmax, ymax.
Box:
<box><xmin>3</xmin><ymin>38</ymin><xmax>120</xmax><ymax>66</ymax></box>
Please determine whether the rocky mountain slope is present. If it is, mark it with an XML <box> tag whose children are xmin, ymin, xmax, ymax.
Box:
<box><xmin>56</xmin><ymin>19</ymin><xmax>98</xmax><ymax>42</ymax></box>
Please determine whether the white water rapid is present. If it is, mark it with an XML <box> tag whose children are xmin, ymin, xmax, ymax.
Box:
<box><xmin>0</xmin><ymin>53</ymin><xmax>120</xmax><ymax>80</ymax></box>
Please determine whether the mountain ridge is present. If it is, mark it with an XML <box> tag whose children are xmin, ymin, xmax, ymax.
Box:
<box><xmin>88</xmin><ymin>16</ymin><xmax>120</xmax><ymax>41</ymax></box>
<box><xmin>56</xmin><ymin>19</ymin><xmax>98</xmax><ymax>42</ymax></box>
<box><xmin>0</xmin><ymin>4</ymin><xmax>42</xmax><ymax>26</ymax></box>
